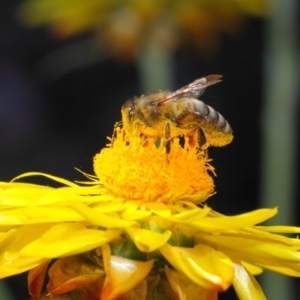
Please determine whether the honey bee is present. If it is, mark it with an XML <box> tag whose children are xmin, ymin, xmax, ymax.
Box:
<box><xmin>121</xmin><ymin>75</ymin><xmax>233</xmax><ymax>148</ymax></box>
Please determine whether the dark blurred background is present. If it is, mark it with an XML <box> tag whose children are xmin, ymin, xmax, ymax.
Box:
<box><xmin>0</xmin><ymin>0</ymin><xmax>299</xmax><ymax>299</ymax></box>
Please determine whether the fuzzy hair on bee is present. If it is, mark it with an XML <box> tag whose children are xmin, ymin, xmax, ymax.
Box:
<box><xmin>121</xmin><ymin>75</ymin><xmax>233</xmax><ymax>149</ymax></box>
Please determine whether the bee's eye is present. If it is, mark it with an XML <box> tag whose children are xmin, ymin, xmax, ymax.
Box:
<box><xmin>128</xmin><ymin>106</ymin><xmax>134</xmax><ymax>117</ymax></box>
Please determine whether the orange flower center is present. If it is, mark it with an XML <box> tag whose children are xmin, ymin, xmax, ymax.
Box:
<box><xmin>93</xmin><ymin>128</ymin><xmax>214</xmax><ymax>203</ymax></box>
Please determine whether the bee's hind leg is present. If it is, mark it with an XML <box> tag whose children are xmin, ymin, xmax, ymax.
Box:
<box><xmin>194</xmin><ymin>126</ymin><xmax>209</xmax><ymax>157</ymax></box>
<box><xmin>181</xmin><ymin>125</ymin><xmax>207</xmax><ymax>149</ymax></box>
<box><xmin>196</xmin><ymin>126</ymin><xmax>207</xmax><ymax>148</ymax></box>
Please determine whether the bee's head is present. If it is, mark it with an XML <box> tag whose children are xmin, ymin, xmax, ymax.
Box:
<box><xmin>121</xmin><ymin>91</ymin><xmax>171</xmax><ymax>134</ymax></box>
<box><xmin>121</xmin><ymin>98</ymin><xmax>135</xmax><ymax>119</ymax></box>
<box><xmin>121</xmin><ymin>99</ymin><xmax>136</xmax><ymax>133</ymax></box>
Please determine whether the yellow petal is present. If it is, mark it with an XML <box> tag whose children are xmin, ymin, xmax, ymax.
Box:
<box><xmin>0</xmin><ymin>229</ymin><xmax>17</xmax><ymax>244</ymax></box>
<box><xmin>192</xmin><ymin>208</ymin><xmax>278</xmax><ymax>232</ymax></box>
<box><xmin>0</xmin><ymin>224</ymin><xmax>54</xmax><ymax>277</ymax></box>
<box><xmin>0</xmin><ymin>182</ymin><xmax>53</xmax><ymax>207</ymax></box>
<box><xmin>12</xmin><ymin>172</ymin><xmax>79</xmax><ymax>187</ymax></box>
<box><xmin>122</xmin><ymin>202</ymin><xmax>152</xmax><ymax>220</ymax></box>
<box><xmin>101</xmin><ymin>244</ymin><xmax>154</xmax><ymax>300</ymax></box>
<box><xmin>126</xmin><ymin>227</ymin><xmax>172</xmax><ymax>252</ymax></box>
<box><xmin>0</xmin><ymin>206</ymin><xmax>84</xmax><ymax>225</ymax></box>
<box><xmin>241</xmin><ymin>262</ymin><xmax>263</xmax><ymax>275</ymax></box>
<box><xmin>93</xmin><ymin>202</ymin><xmax>125</xmax><ymax>214</ymax></box>
<box><xmin>69</xmin><ymin>203</ymin><xmax>137</xmax><ymax>228</ymax></box>
<box><xmin>232</xmin><ymin>263</ymin><xmax>266</xmax><ymax>300</ymax></box>
<box><xmin>165</xmin><ymin>266</ymin><xmax>217</xmax><ymax>300</ymax></box>
<box><xmin>28</xmin><ymin>260</ymin><xmax>50</xmax><ymax>300</ymax></box>
<box><xmin>256</xmin><ymin>263</ymin><xmax>300</xmax><ymax>277</ymax></box>
<box><xmin>47</xmin><ymin>256</ymin><xmax>104</xmax><ymax>296</ymax></box>
<box><xmin>227</xmin><ymin>227</ymin><xmax>300</xmax><ymax>247</ymax></box>
<box><xmin>200</xmin><ymin>234</ymin><xmax>300</xmax><ymax>264</ymax></box>
<box><xmin>159</xmin><ymin>243</ymin><xmax>234</xmax><ymax>291</ymax></box>
<box><xmin>152</xmin><ymin>206</ymin><xmax>210</xmax><ymax>224</ymax></box>
<box><xmin>147</xmin><ymin>203</ymin><xmax>172</xmax><ymax>217</ymax></box>
<box><xmin>0</xmin><ymin>181</ymin><xmax>107</xmax><ymax>207</ymax></box>
<box><xmin>20</xmin><ymin>223</ymin><xmax>121</xmax><ymax>257</ymax></box>
<box><xmin>255</xmin><ymin>225</ymin><xmax>300</xmax><ymax>233</ymax></box>
<box><xmin>0</xmin><ymin>257</ymin><xmax>47</xmax><ymax>279</ymax></box>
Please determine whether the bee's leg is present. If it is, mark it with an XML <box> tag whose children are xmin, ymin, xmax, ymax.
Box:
<box><xmin>196</xmin><ymin>125</ymin><xmax>207</xmax><ymax>148</ymax></box>
<box><xmin>180</xmin><ymin>125</ymin><xmax>206</xmax><ymax>149</ymax></box>
<box><xmin>164</xmin><ymin>122</ymin><xmax>171</xmax><ymax>153</ymax></box>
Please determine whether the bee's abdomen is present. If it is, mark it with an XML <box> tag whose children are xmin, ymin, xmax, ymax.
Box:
<box><xmin>174</xmin><ymin>99</ymin><xmax>233</xmax><ymax>147</ymax></box>
<box><xmin>204</xmin><ymin>105</ymin><xmax>231</xmax><ymax>132</ymax></box>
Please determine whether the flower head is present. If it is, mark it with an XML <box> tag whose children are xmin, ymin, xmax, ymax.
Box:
<box><xmin>94</xmin><ymin>127</ymin><xmax>214</xmax><ymax>203</ymax></box>
<box><xmin>1</xmin><ymin>86</ymin><xmax>300</xmax><ymax>300</ymax></box>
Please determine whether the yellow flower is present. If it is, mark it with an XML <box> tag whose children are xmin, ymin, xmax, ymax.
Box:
<box><xmin>1</xmin><ymin>124</ymin><xmax>300</xmax><ymax>299</ymax></box>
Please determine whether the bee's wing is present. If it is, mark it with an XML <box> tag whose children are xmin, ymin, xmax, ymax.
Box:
<box><xmin>157</xmin><ymin>74</ymin><xmax>222</xmax><ymax>106</ymax></box>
